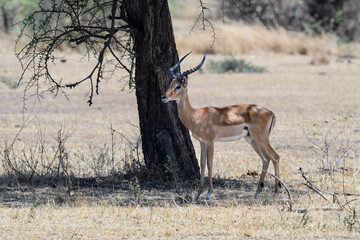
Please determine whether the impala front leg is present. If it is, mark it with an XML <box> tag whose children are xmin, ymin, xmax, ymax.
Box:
<box><xmin>206</xmin><ymin>141</ymin><xmax>214</xmax><ymax>200</ymax></box>
<box><xmin>196</xmin><ymin>141</ymin><xmax>207</xmax><ymax>200</ymax></box>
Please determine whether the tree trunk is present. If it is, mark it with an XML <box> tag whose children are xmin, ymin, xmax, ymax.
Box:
<box><xmin>124</xmin><ymin>0</ymin><xmax>199</xmax><ymax>180</ymax></box>
<box><xmin>1</xmin><ymin>5</ymin><xmax>9</xmax><ymax>33</ymax></box>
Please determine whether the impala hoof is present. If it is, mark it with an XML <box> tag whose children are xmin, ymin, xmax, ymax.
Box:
<box><xmin>195</xmin><ymin>192</ymin><xmax>201</xmax><ymax>200</ymax></box>
<box><xmin>254</xmin><ymin>192</ymin><xmax>259</xmax><ymax>199</ymax></box>
<box><xmin>206</xmin><ymin>193</ymin><xmax>211</xmax><ymax>200</ymax></box>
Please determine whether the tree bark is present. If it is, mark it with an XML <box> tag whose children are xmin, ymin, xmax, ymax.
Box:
<box><xmin>124</xmin><ymin>0</ymin><xmax>199</xmax><ymax>180</ymax></box>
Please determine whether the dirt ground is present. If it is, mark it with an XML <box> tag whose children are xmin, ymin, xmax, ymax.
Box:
<box><xmin>1</xmin><ymin>36</ymin><xmax>360</xmax><ymax>238</ymax></box>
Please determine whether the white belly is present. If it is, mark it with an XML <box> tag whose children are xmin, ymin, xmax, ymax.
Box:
<box><xmin>215</xmin><ymin>125</ymin><xmax>249</xmax><ymax>142</ymax></box>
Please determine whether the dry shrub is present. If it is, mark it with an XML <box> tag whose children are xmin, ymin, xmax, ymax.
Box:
<box><xmin>0</xmin><ymin>126</ymin><xmax>72</xmax><ymax>185</ymax></box>
<box><xmin>0</xmin><ymin>123</ymin><xmax>144</xmax><ymax>186</ymax></box>
<box><xmin>208</xmin><ymin>58</ymin><xmax>266</xmax><ymax>73</ymax></box>
<box><xmin>176</xmin><ymin>23</ymin><xmax>339</xmax><ymax>56</ymax></box>
<box><xmin>302</xmin><ymin>116</ymin><xmax>360</xmax><ymax>194</ymax></box>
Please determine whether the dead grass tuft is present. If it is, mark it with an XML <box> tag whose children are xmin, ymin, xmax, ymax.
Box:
<box><xmin>310</xmin><ymin>51</ymin><xmax>331</xmax><ymax>65</ymax></box>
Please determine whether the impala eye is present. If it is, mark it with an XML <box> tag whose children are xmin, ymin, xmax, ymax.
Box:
<box><xmin>174</xmin><ymin>85</ymin><xmax>181</xmax><ymax>90</ymax></box>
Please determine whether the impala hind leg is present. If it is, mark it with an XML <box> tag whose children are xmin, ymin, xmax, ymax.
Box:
<box><xmin>266</xmin><ymin>144</ymin><xmax>281</xmax><ymax>197</ymax></box>
<box><xmin>245</xmin><ymin>136</ymin><xmax>270</xmax><ymax>198</ymax></box>
<box><xmin>249</xmin><ymin>134</ymin><xmax>280</xmax><ymax>197</ymax></box>
<box><xmin>257</xmin><ymin>143</ymin><xmax>280</xmax><ymax>197</ymax></box>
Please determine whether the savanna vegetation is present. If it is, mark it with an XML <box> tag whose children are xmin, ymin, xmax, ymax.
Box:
<box><xmin>0</xmin><ymin>0</ymin><xmax>360</xmax><ymax>239</ymax></box>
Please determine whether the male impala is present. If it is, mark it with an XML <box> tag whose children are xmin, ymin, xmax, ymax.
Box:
<box><xmin>161</xmin><ymin>52</ymin><xmax>280</xmax><ymax>200</ymax></box>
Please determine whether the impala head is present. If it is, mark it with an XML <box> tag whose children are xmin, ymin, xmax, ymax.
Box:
<box><xmin>161</xmin><ymin>51</ymin><xmax>207</xmax><ymax>103</ymax></box>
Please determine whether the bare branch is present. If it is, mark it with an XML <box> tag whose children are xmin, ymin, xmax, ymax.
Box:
<box><xmin>299</xmin><ymin>167</ymin><xmax>331</xmax><ymax>204</ymax></box>
<box><xmin>108</xmin><ymin>46</ymin><xmax>131</xmax><ymax>73</ymax></box>
<box><xmin>191</xmin><ymin>0</ymin><xmax>216</xmax><ymax>47</ymax></box>
<box><xmin>16</xmin><ymin>0</ymin><xmax>136</xmax><ymax>106</ymax></box>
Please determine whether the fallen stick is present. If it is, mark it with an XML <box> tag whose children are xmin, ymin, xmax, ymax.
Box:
<box><xmin>266</xmin><ymin>171</ymin><xmax>294</xmax><ymax>211</ymax></box>
<box><xmin>293</xmin><ymin>206</ymin><xmax>341</xmax><ymax>213</ymax></box>
<box><xmin>299</xmin><ymin>167</ymin><xmax>331</xmax><ymax>204</ymax></box>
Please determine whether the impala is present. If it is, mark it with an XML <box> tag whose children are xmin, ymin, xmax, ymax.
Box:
<box><xmin>161</xmin><ymin>52</ymin><xmax>280</xmax><ymax>200</ymax></box>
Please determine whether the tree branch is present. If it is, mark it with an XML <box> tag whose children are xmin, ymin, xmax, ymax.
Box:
<box><xmin>16</xmin><ymin>0</ymin><xmax>135</xmax><ymax>106</ymax></box>
<box><xmin>191</xmin><ymin>0</ymin><xmax>216</xmax><ymax>47</ymax></box>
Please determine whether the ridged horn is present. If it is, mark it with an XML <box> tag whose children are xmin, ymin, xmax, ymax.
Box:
<box><xmin>179</xmin><ymin>50</ymin><xmax>207</xmax><ymax>80</ymax></box>
<box><xmin>169</xmin><ymin>51</ymin><xmax>192</xmax><ymax>80</ymax></box>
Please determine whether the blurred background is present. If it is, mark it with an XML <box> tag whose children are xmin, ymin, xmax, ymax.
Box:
<box><xmin>169</xmin><ymin>0</ymin><xmax>360</xmax><ymax>58</ymax></box>
<box><xmin>1</xmin><ymin>0</ymin><xmax>359</xmax><ymax>56</ymax></box>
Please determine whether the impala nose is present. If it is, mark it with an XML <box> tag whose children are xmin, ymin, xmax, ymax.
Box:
<box><xmin>161</xmin><ymin>95</ymin><xmax>168</xmax><ymax>103</ymax></box>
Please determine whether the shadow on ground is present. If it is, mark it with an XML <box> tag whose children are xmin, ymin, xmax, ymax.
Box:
<box><xmin>0</xmin><ymin>174</ymin><xmax>306</xmax><ymax>208</ymax></box>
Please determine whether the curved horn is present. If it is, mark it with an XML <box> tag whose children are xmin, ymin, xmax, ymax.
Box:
<box><xmin>179</xmin><ymin>50</ymin><xmax>207</xmax><ymax>79</ymax></box>
<box><xmin>169</xmin><ymin>51</ymin><xmax>192</xmax><ymax>79</ymax></box>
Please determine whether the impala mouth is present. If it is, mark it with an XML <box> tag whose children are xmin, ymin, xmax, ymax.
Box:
<box><xmin>161</xmin><ymin>95</ymin><xmax>169</xmax><ymax>103</ymax></box>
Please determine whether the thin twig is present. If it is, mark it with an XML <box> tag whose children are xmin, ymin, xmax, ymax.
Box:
<box><xmin>190</xmin><ymin>0</ymin><xmax>216</xmax><ymax>47</ymax></box>
<box><xmin>266</xmin><ymin>171</ymin><xmax>293</xmax><ymax>211</ymax></box>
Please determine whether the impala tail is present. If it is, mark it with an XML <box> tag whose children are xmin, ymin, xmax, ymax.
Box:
<box><xmin>269</xmin><ymin>114</ymin><xmax>276</xmax><ymax>134</ymax></box>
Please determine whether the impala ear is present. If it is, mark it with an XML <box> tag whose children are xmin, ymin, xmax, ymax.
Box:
<box><xmin>182</xmin><ymin>76</ymin><xmax>188</xmax><ymax>87</ymax></box>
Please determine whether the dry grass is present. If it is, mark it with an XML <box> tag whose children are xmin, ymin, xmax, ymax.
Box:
<box><xmin>1</xmin><ymin>20</ymin><xmax>360</xmax><ymax>239</ymax></box>
<box><xmin>175</xmin><ymin>22</ymin><xmax>340</xmax><ymax>57</ymax></box>
<box><xmin>1</xmin><ymin>203</ymin><xmax>359</xmax><ymax>239</ymax></box>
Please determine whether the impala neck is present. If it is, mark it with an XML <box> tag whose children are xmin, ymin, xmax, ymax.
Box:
<box><xmin>177</xmin><ymin>89</ymin><xmax>197</xmax><ymax>130</ymax></box>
